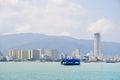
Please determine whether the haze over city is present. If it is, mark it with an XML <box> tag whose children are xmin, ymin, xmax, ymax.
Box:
<box><xmin>0</xmin><ymin>0</ymin><xmax>120</xmax><ymax>42</ymax></box>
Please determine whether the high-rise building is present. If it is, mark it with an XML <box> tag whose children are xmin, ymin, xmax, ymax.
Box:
<box><xmin>31</xmin><ymin>50</ymin><xmax>40</xmax><ymax>60</ymax></box>
<box><xmin>94</xmin><ymin>33</ymin><xmax>101</xmax><ymax>57</ymax></box>
<box><xmin>21</xmin><ymin>50</ymin><xmax>31</xmax><ymax>60</ymax></box>
<box><xmin>45</xmin><ymin>49</ymin><xmax>58</xmax><ymax>60</ymax></box>
<box><xmin>9</xmin><ymin>50</ymin><xmax>21</xmax><ymax>60</ymax></box>
<box><xmin>38</xmin><ymin>48</ymin><xmax>44</xmax><ymax>59</ymax></box>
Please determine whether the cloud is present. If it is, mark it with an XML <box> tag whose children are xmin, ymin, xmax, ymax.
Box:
<box><xmin>60</xmin><ymin>32</ymin><xmax>71</xmax><ymax>36</ymax></box>
<box><xmin>47</xmin><ymin>0</ymin><xmax>65</xmax><ymax>5</ymax></box>
<box><xmin>0</xmin><ymin>0</ymin><xmax>88</xmax><ymax>36</ymax></box>
<box><xmin>15</xmin><ymin>24</ymin><xmax>30</xmax><ymax>33</ymax></box>
<box><xmin>88</xmin><ymin>18</ymin><xmax>115</xmax><ymax>34</ymax></box>
<box><xmin>0</xmin><ymin>0</ymin><xmax>18</xmax><ymax>5</ymax></box>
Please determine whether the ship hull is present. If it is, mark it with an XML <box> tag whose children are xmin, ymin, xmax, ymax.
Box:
<box><xmin>61</xmin><ymin>58</ymin><xmax>80</xmax><ymax>65</ymax></box>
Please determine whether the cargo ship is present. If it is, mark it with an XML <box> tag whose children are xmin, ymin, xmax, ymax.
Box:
<box><xmin>61</xmin><ymin>58</ymin><xmax>80</xmax><ymax>65</ymax></box>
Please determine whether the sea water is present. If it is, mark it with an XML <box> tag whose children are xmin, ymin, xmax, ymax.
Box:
<box><xmin>0</xmin><ymin>62</ymin><xmax>120</xmax><ymax>80</ymax></box>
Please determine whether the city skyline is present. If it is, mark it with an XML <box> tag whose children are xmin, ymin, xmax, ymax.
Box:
<box><xmin>0</xmin><ymin>0</ymin><xmax>120</xmax><ymax>42</ymax></box>
<box><xmin>0</xmin><ymin>33</ymin><xmax>120</xmax><ymax>62</ymax></box>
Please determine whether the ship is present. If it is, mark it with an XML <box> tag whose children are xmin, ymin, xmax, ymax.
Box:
<box><xmin>61</xmin><ymin>58</ymin><xmax>80</xmax><ymax>65</ymax></box>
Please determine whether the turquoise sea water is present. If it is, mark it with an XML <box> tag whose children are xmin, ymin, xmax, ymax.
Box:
<box><xmin>0</xmin><ymin>62</ymin><xmax>120</xmax><ymax>80</ymax></box>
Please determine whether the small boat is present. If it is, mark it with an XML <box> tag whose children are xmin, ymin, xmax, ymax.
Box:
<box><xmin>61</xmin><ymin>58</ymin><xmax>80</xmax><ymax>65</ymax></box>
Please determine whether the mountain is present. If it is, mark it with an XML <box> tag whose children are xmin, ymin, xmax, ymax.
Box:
<box><xmin>0</xmin><ymin>33</ymin><xmax>120</xmax><ymax>56</ymax></box>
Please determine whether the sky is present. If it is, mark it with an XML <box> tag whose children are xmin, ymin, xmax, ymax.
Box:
<box><xmin>0</xmin><ymin>0</ymin><xmax>120</xmax><ymax>42</ymax></box>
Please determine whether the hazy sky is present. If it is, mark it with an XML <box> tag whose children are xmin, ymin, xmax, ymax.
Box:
<box><xmin>0</xmin><ymin>0</ymin><xmax>120</xmax><ymax>42</ymax></box>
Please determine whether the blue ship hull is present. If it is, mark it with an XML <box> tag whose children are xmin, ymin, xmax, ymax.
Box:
<box><xmin>61</xmin><ymin>58</ymin><xmax>80</xmax><ymax>65</ymax></box>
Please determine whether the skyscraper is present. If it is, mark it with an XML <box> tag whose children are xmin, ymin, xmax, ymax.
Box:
<box><xmin>94</xmin><ymin>33</ymin><xmax>101</xmax><ymax>57</ymax></box>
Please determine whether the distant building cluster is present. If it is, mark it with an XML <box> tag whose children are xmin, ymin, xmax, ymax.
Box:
<box><xmin>0</xmin><ymin>33</ymin><xmax>120</xmax><ymax>63</ymax></box>
<box><xmin>9</xmin><ymin>49</ymin><xmax>40</xmax><ymax>61</ymax></box>
<box><xmin>7</xmin><ymin>49</ymin><xmax>59</xmax><ymax>61</ymax></box>
<box><xmin>60</xmin><ymin>49</ymin><xmax>81</xmax><ymax>59</ymax></box>
<box><xmin>0</xmin><ymin>48</ymin><xmax>82</xmax><ymax>62</ymax></box>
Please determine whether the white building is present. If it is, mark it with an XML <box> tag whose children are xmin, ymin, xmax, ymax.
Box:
<box><xmin>9</xmin><ymin>49</ymin><xmax>42</xmax><ymax>60</ymax></box>
<box><xmin>94</xmin><ymin>33</ymin><xmax>101</xmax><ymax>57</ymax></box>
<box><xmin>38</xmin><ymin>48</ymin><xmax>44</xmax><ymax>59</ymax></box>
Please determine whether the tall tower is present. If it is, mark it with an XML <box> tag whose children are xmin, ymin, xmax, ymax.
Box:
<box><xmin>94</xmin><ymin>33</ymin><xmax>100</xmax><ymax>57</ymax></box>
